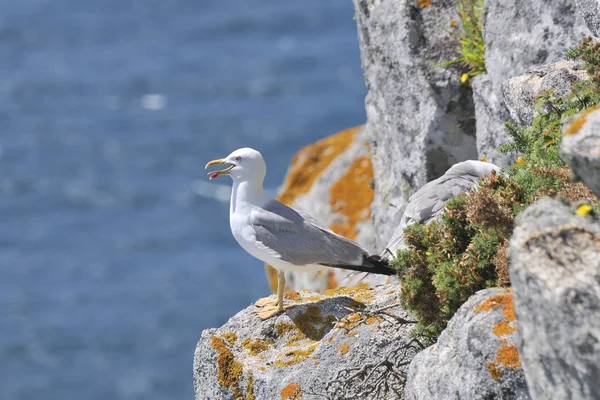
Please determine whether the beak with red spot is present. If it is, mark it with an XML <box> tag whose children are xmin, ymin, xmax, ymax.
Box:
<box><xmin>205</xmin><ymin>158</ymin><xmax>234</xmax><ymax>180</ymax></box>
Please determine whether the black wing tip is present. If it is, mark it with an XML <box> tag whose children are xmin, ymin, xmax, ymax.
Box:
<box><xmin>364</xmin><ymin>255</ymin><xmax>396</xmax><ymax>276</ymax></box>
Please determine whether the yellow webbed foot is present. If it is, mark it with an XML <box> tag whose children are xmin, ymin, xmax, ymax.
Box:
<box><xmin>254</xmin><ymin>296</ymin><xmax>278</xmax><ymax>308</ymax></box>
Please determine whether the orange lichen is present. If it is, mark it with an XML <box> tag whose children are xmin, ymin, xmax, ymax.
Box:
<box><xmin>488</xmin><ymin>362</ymin><xmax>502</xmax><ymax>380</ymax></box>
<box><xmin>497</xmin><ymin>343</ymin><xmax>521</xmax><ymax>369</ymax></box>
<box><xmin>337</xmin><ymin>343</ymin><xmax>350</xmax><ymax>355</ymax></box>
<box><xmin>241</xmin><ymin>338</ymin><xmax>274</xmax><ymax>356</ymax></box>
<box><xmin>314</xmin><ymin>360</ymin><xmax>320</xmax><ymax>365</ymax></box>
<box><xmin>348</xmin><ymin>331</ymin><xmax>358</xmax><ymax>337</ymax></box>
<box><xmin>493</xmin><ymin>320</ymin><xmax>516</xmax><ymax>336</ymax></box>
<box><xmin>329</xmin><ymin>156</ymin><xmax>374</xmax><ymax>240</ymax></box>
<box><xmin>265</xmin><ymin>126</ymin><xmax>362</xmax><ymax>291</ymax></box>
<box><xmin>327</xmin><ymin>270</ymin><xmax>339</xmax><ymax>290</ymax></box>
<box><xmin>565</xmin><ymin>104</ymin><xmax>600</xmax><ymax>135</ymax></box>
<box><xmin>366</xmin><ymin>316</ymin><xmax>382</xmax><ymax>326</ymax></box>
<box><xmin>285</xmin><ymin>291</ymin><xmax>302</xmax><ymax>302</ymax></box>
<box><xmin>418</xmin><ymin>0</ymin><xmax>432</xmax><ymax>7</ymax></box>
<box><xmin>210</xmin><ymin>335</ymin><xmax>243</xmax><ymax>389</ymax></box>
<box><xmin>280</xmin><ymin>382</ymin><xmax>303</xmax><ymax>399</ymax></box>
<box><xmin>475</xmin><ymin>292</ymin><xmax>515</xmax><ymax>322</ymax></box>
<box><xmin>221</xmin><ymin>332</ymin><xmax>238</xmax><ymax>345</ymax></box>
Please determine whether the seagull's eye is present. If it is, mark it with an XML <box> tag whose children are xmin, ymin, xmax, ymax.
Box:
<box><xmin>235</xmin><ymin>156</ymin><xmax>241</xmax><ymax>161</ymax></box>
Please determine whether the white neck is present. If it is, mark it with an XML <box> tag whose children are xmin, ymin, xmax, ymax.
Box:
<box><xmin>230</xmin><ymin>179</ymin><xmax>269</xmax><ymax>214</ymax></box>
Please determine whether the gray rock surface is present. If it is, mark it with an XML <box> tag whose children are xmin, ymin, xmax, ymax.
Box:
<box><xmin>561</xmin><ymin>106</ymin><xmax>600</xmax><ymax>197</ymax></box>
<box><xmin>503</xmin><ymin>61</ymin><xmax>589</xmax><ymax>126</ymax></box>
<box><xmin>194</xmin><ymin>285</ymin><xmax>421</xmax><ymax>400</ymax></box>
<box><xmin>510</xmin><ymin>199</ymin><xmax>600</xmax><ymax>400</ymax></box>
<box><xmin>577</xmin><ymin>0</ymin><xmax>600</xmax><ymax>37</ymax></box>
<box><xmin>475</xmin><ymin>0</ymin><xmax>590</xmax><ymax>166</ymax></box>
<box><xmin>405</xmin><ymin>288</ymin><xmax>530</xmax><ymax>400</ymax></box>
<box><xmin>352</xmin><ymin>0</ymin><xmax>478</xmax><ymax>250</ymax></box>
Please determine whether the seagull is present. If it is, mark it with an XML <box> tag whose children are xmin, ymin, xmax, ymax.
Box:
<box><xmin>205</xmin><ymin>147</ymin><xmax>395</xmax><ymax>319</ymax></box>
<box><xmin>382</xmin><ymin>160</ymin><xmax>501</xmax><ymax>260</ymax></box>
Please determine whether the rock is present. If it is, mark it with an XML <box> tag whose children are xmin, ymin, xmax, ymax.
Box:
<box><xmin>264</xmin><ymin>126</ymin><xmax>389</xmax><ymax>293</ymax></box>
<box><xmin>405</xmin><ymin>288</ymin><xmax>530</xmax><ymax>400</ymax></box>
<box><xmin>503</xmin><ymin>61</ymin><xmax>589</xmax><ymax>126</ymax></box>
<box><xmin>561</xmin><ymin>105</ymin><xmax>600</xmax><ymax>197</ymax></box>
<box><xmin>510</xmin><ymin>199</ymin><xmax>600</xmax><ymax>399</ymax></box>
<box><xmin>474</xmin><ymin>0</ymin><xmax>590</xmax><ymax>166</ymax></box>
<box><xmin>194</xmin><ymin>285</ymin><xmax>421</xmax><ymax>400</ymax></box>
<box><xmin>576</xmin><ymin>0</ymin><xmax>600</xmax><ymax>38</ymax></box>
<box><xmin>352</xmin><ymin>0</ymin><xmax>478</xmax><ymax>249</ymax></box>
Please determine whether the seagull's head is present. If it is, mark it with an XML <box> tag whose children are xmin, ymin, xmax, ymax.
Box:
<box><xmin>205</xmin><ymin>147</ymin><xmax>266</xmax><ymax>183</ymax></box>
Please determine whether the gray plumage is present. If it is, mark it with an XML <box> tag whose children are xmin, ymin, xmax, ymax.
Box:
<box><xmin>252</xmin><ymin>199</ymin><xmax>394</xmax><ymax>275</ymax></box>
<box><xmin>382</xmin><ymin>160</ymin><xmax>501</xmax><ymax>260</ymax></box>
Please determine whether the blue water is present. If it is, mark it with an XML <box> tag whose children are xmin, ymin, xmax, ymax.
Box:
<box><xmin>0</xmin><ymin>1</ymin><xmax>366</xmax><ymax>399</ymax></box>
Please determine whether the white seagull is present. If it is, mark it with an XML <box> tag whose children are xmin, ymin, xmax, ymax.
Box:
<box><xmin>206</xmin><ymin>147</ymin><xmax>394</xmax><ymax>319</ymax></box>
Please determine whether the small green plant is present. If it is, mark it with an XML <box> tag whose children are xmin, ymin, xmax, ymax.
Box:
<box><xmin>395</xmin><ymin>37</ymin><xmax>600</xmax><ymax>342</ymax></box>
<box><xmin>435</xmin><ymin>0</ymin><xmax>486</xmax><ymax>82</ymax></box>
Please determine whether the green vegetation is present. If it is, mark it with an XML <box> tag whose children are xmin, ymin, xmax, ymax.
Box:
<box><xmin>394</xmin><ymin>37</ymin><xmax>600</xmax><ymax>343</ymax></box>
<box><xmin>436</xmin><ymin>0</ymin><xmax>486</xmax><ymax>82</ymax></box>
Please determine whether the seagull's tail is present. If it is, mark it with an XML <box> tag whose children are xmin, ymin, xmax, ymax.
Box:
<box><xmin>319</xmin><ymin>255</ymin><xmax>396</xmax><ymax>276</ymax></box>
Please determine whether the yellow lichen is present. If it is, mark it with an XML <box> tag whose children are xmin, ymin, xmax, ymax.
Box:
<box><xmin>285</xmin><ymin>291</ymin><xmax>302</xmax><ymax>302</ymax></box>
<box><xmin>221</xmin><ymin>332</ymin><xmax>238</xmax><ymax>345</ymax></box>
<box><xmin>280</xmin><ymin>382</ymin><xmax>303</xmax><ymax>399</ymax></box>
<box><xmin>210</xmin><ymin>335</ymin><xmax>243</xmax><ymax>389</ymax></box>
<box><xmin>337</xmin><ymin>343</ymin><xmax>350</xmax><ymax>355</ymax></box>
<box><xmin>564</xmin><ymin>104</ymin><xmax>600</xmax><ymax>135</ymax></box>
<box><xmin>418</xmin><ymin>0</ymin><xmax>432</xmax><ymax>7</ymax></box>
<box><xmin>241</xmin><ymin>338</ymin><xmax>274</xmax><ymax>356</ymax></box>
<box><xmin>275</xmin><ymin>343</ymin><xmax>318</xmax><ymax>367</ymax></box>
<box><xmin>246</xmin><ymin>372</ymin><xmax>255</xmax><ymax>400</ymax></box>
<box><xmin>329</xmin><ymin>156</ymin><xmax>374</xmax><ymax>240</ymax></box>
<box><xmin>265</xmin><ymin>126</ymin><xmax>362</xmax><ymax>291</ymax></box>
<box><xmin>324</xmin><ymin>284</ymin><xmax>374</xmax><ymax>303</ymax></box>
<box><xmin>275</xmin><ymin>321</ymin><xmax>296</xmax><ymax>337</ymax></box>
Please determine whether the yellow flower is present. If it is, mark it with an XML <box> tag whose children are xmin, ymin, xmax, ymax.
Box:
<box><xmin>460</xmin><ymin>73</ymin><xmax>469</xmax><ymax>83</ymax></box>
<box><xmin>577</xmin><ymin>204</ymin><xmax>593</xmax><ymax>216</ymax></box>
<box><xmin>515</xmin><ymin>157</ymin><xmax>526</xmax><ymax>166</ymax></box>
<box><xmin>479</xmin><ymin>155</ymin><xmax>487</xmax><ymax>162</ymax></box>
<box><xmin>425</xmin><ymin>251</ymin><xmax>432</xmax><ymax>256</ymax></box>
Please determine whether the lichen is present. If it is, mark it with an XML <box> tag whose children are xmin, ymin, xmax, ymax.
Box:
<box><xmin>280</xmin><ymin>382</ymin><xmax>303</xmax><ymax>399</ymax></box>
<box><xmin>221</xmin><ymin>332</ymin><xmax>238</xmax><ymax>345</ymax></box>
<box><xmin>323</xmin><ymin>284</ymin><xmax>374</xmax><ymax>304</ymax></box>
<box><xmin>246</xmin><ymin>372</ymin><xmax>255</xmax><ymax>400</ymax></box>
<box><xmin>475</xmin><ymin>292</ymin><xmax>515</xmax><ymax>321</ymax></box>
<box><xmin>329</xmin><ymin>155</ymin><xmax>374</xmax><ymax>240</ymax></box>
<box><xmin>337</xmin><ymin>343</ymin><xmax>350</xmax><ymax>355</ymax></box>
<box><xmin>210</xmin><ymin>335</ymin><xmax>243</xmax><ymax>389</ymax></box>
<box><xmin>275</xmin><ymin>343</ymin><xmax>319</xmax><ymax>367</ymax></box>
<box><xmin>493</xmin><ymin>320</ymin><xmax>516</xmax><ymax>336</ymax></box>
<box><xmin>418</xmin><ymin>0</ymin><xmax>432</xmax><ymax>7</ymax></box>
<box><xmin>564</xmin><ymin>102</ymin><xmax>600</xmax><ymax>135</ymax></box>
<box><xmin>488</xmin><ymin>362</ymin><xmax>502</xmax><ymax>380</ymax></box>
<box><xmin>284</xmin><ymin>291</ymin><xmax>302</xmax><ymax>302</ymax></box>
<box><xmin>496</xmin><ymin>341</ymin><xmax>522</xmax><ymax>369</ymax></box>
<box><xmin>327</xmin><ymin>270</ymin><xmax>339</xmax><ymax>290</ymax></box>
<box><xmin>292</xmin><ymin>305</ymin><xmax>337</xmax><ymax>341</ymax></box>
<box><xmin>275</xmin><ymin>321</ymin><xmax>296</xmax><ymax>337</ymax></box>
<box><xmin>241</xmin><ymin>338</ymin><xmax>274</xmax><ymax>356</ymax></box>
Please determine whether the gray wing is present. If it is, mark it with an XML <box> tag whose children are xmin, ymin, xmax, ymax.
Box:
<box><xmin>383</xmin><ymin>160</ymin><xmax>501</xmax><ymax>259</ymax></box>
<box><xmin>250</xmin><ymin>199</ymin><xmax>368</xmax><ymax>266</ymax></box>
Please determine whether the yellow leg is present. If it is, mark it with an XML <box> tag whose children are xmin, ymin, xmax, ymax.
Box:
<box><xmin>255</xmin><ymin>271</ymin><xmax>286</xmax><ymax>320</ymax></box>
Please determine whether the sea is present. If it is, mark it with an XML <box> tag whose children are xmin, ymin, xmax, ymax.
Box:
<box><xmin>0</xmin><ymin>0</ymin><xmax>367</xmax><ymax>399</ymax></box>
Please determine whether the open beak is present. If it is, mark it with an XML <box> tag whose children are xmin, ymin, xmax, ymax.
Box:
<box><xmin>205</xmin><ymin>158</ymin><xmax>234</xmax><ymax>180</ymax></box>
